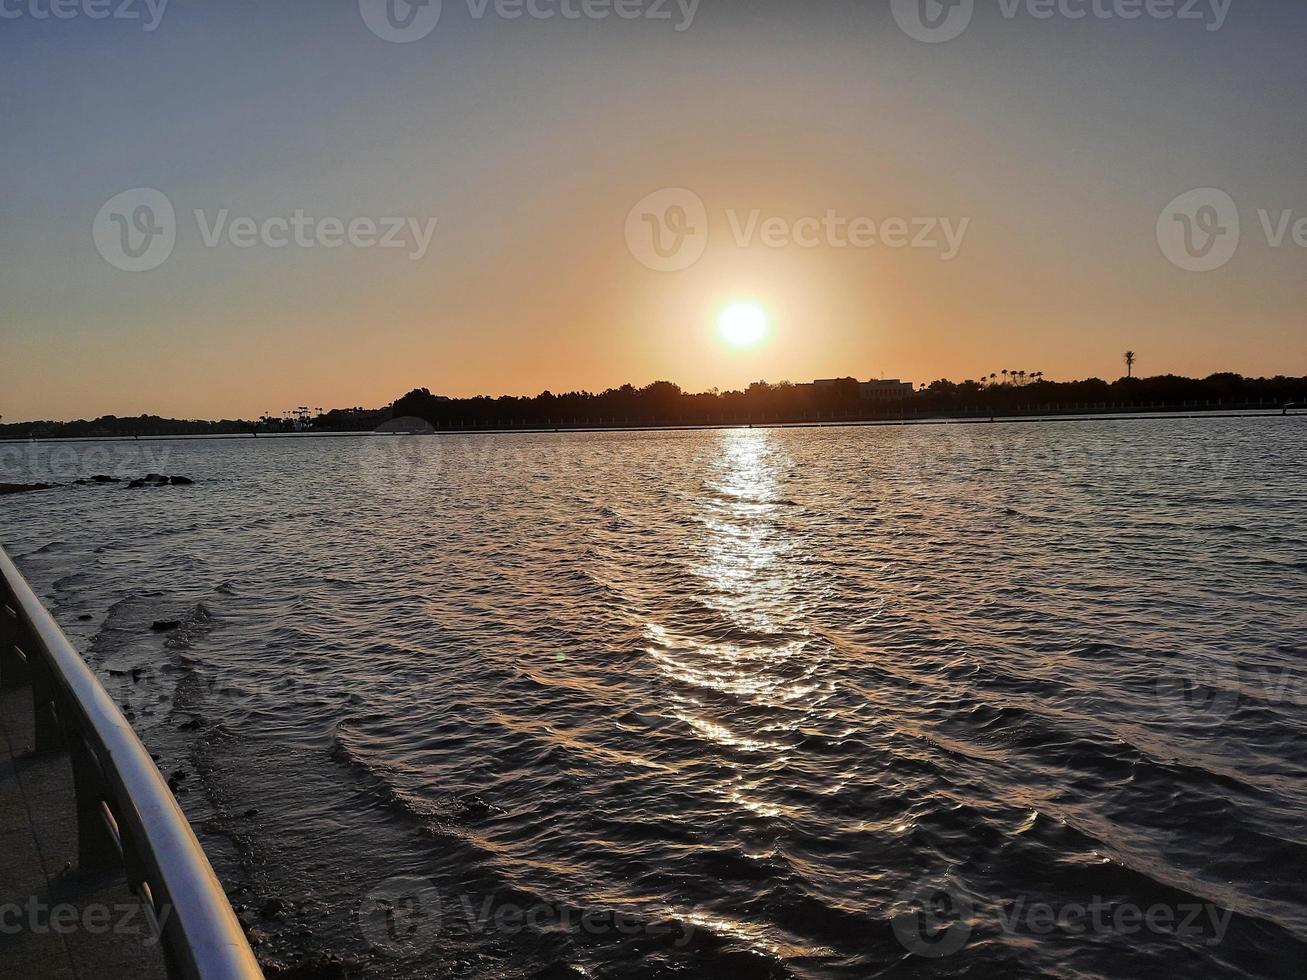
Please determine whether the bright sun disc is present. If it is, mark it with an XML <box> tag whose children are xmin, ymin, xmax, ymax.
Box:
<box><xmin>717</xmin><ymin>302</ymin><xmax>768</xmax><ymax>348</ymax></box>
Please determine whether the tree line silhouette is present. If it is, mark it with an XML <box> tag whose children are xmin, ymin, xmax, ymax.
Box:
<box><xmin>386</xmin><ymin>372</ymin><xmax>1304</xmax><ymax>429</ymax></box>
<box><xmin>3</xmin><ymin>373</ymin><xmax>1303</xmax><ymax>439</ymax></box>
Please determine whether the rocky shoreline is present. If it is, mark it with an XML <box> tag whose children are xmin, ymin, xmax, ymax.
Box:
<box><xmin>1</xmin><ymin>474</ymin><xmax>196</xmax><ymax>494</ymax></box>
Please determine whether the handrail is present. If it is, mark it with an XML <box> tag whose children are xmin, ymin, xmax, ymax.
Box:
<box><xmin>0</xmin><ymin>545</ymin><xmax>263</xmax><ymax>980</ymax></box>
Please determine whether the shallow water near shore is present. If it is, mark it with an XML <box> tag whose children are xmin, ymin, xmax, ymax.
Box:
<box><xmin>2</xmin><ymin>417</ymin><xmax>1306</xmax><ymax>978</ymax></box>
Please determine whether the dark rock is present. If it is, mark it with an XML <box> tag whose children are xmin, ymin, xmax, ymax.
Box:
<box><xmin>263</xmin><ymin>954</ymin><xmax>359</xmax><ymax>979</ymax></box>
<box><xmin>170</xmin><ymin>475</ymin><xmax>195</xmax><ymax>485</ymax></box>
<box><xmin>127</xmin><ymin>473</ymin><xmax>178</xmax><ymax>488</ymax></box>
<box><xmin>151</xmin><ymin>620</ymin><xmax>182</xmax><ymax>632</ymax></box>
<box><xmin>77</xmin><ymin>614</ymin><xmax>93</xmax><ymax>621</ymax></box>
<box><xmin>456</xmin><ymin>793</ymin><xmax>504</xmax><ymax>820</ymax></box>
<box><xmin>178</xmin><ymin>718</ymin><xmax>204</xmax><ymax>731</ymax></box>
<box><xmin>532</xmin><ymin>965</ymin><xmax>589</xmax><ymax>980</ymax></box>
<box><xmin>91</xmin><ymin>475</ymin><xmax>120</xmax><ymax>483</ymax></box>
<box><xmin>708</xmin><ymin>950</ymin><xmax>787</xmax><ymax>980</ymax></box>
<box><xmin>260</xmin><ymin>898</ymin><xmax>287</xmax><ymax>919</ymax></box>
<box><xmin>242</xmin><ymin>808</ymin><xmax>259</xmax><ymax>819</ymax></box>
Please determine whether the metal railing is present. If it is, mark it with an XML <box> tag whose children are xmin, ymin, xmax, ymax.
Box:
<box><xmin>0</xmin><ymin>545</ymin><xmax>263</xmax><ymax>980</ymax></box>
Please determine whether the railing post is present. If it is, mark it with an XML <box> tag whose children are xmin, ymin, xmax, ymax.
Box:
<box><xmin>30</xmin><ymin>654</ymin><xmax>65</xmax><ymax>753</ymax></box>
<box><xmin>71</xmin><ymin>737</ymin><xmax>122</xmax><ymax>875</ymax></box>
<box><xmin>0</xmin><ymin>599</ymin><xmax>32</xmax><ymax>690</ymax></box>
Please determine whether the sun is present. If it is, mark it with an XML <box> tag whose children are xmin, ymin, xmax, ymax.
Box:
<box><xmin>717</xmin><ymin>302</ymin><xmax>768</xmax><ymax>349</ymax></box>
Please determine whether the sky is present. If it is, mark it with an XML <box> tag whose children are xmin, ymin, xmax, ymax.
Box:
<box><xmin>2</xmin><ymin>0</ymin><xmax>1305</xmax><ymax>421</ymax></box>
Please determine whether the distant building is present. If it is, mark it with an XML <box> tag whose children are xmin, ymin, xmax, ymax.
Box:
<box><xmin>798</xmin><ymin>377</ymin><xmax>915</xmax><ymax>401</ymax></box>
<box><xmin>858</xmin><ymin>379</ymin><xmax>915</xmax><ymax>401</ymax></box>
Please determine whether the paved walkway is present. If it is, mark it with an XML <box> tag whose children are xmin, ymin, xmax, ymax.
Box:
<box><xmin>0</xmin><ymin>685</ymin><xmax>167</xmax><ymax>979</ymax></box>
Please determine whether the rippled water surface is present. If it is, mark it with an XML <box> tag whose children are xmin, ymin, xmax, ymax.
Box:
<box><xmin>3</xmin><ymin>418</ymin><xmax>1306</xmax><ymax>978</ymax></box>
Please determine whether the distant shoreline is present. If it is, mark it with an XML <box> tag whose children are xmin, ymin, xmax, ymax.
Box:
<box><xmin>1</xmin><ymin>407</ymin><xmax>1300</xmax><ymax>446</ymax></box>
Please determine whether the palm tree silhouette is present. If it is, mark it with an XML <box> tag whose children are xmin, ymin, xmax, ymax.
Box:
<box><xmin>1124</xmin><ymin>351</ymin><xmax>1136</xmax><ymax>378</ymax></box>
<box><xmin>1001</xmin><ymin>369</ymin><xmax>1009</xmax><ymax>385</ymax></box>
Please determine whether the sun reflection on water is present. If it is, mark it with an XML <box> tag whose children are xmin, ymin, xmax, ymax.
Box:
<box><xmin>645</xmin><ymin>429</ymin><xmax>833</xmax><ymax>797</ymax></box>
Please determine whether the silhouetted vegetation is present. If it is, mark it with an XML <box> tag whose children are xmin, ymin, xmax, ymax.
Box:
<box><xmin>2</xmin><ymin>374</ymin><xmax>1303</xmax><ymax>439</ymax></box>
<box><xmin>390</xmin><ymin>373</ymin><xmax>1306</xmax><ymax>429</ymax></box>
<box><xmin>0</xmin><ymin>408</ymin><xmax>389</xmax><ymax>440</ymax></box>
<box><xmin>0</xmin><ymin>414</ymin><xmax>259</xmax><ymax>440</ymax></box>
